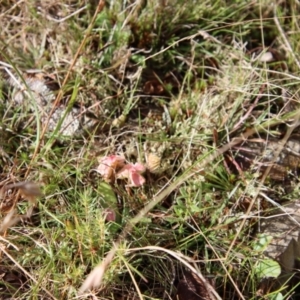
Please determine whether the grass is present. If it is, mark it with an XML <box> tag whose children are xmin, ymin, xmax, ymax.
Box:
<box><xmin>1</xmin><ymin>0</ymin><xmax>300</xmax><ymax>299</ymax></box>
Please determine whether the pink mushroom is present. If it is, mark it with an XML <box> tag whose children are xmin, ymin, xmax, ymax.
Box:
<box><xmin>116</xmin><ymin>163</ymin><xmax>146</xmax><ymax>187</ymax></box>
<box><xmin>95</xmin><ymin>155</ymin><xmax>125</xmax><ymax>182</ymax></box>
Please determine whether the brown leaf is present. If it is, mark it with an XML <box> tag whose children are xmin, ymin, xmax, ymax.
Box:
<box><xmin>3</xmin><ymin>181</ymin><xmax>43</xmax><ymax>204</ymax></box>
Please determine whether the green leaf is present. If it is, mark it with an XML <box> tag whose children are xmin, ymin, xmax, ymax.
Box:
<box><xmin>255</xmin><ymin>259</ymin><xmax>281</xmax><ymax>279</ymax></box>
<box><xmin>253</xmin><ymin>234</ymin><xmax>273</xmax><ymax>252</ymax></box>
<box><xmin>268</xmin><ymin>292</ymin><xmax>284</xmax><ymax>300</ymax></box>
<box><xmin>98</xmin><ymin>182</ymin><xmax>117</xmax><ymax>204</ymax></box>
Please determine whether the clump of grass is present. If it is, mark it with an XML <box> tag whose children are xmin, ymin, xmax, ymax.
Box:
<box><xmin>1</xmin><ymin>0</ymin><xmax>300</xmax><ymax>299</ymax></box>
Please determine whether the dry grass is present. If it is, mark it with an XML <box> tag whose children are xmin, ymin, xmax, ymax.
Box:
<box><xmin>1</xmin><ymin>0</ymin><xmax>300</xmax><ymax>299</ymax></box>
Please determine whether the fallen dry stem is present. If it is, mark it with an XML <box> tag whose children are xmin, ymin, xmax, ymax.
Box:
<box><xmin>126</xmin><ymin>246</ymin><xmax>222</xmax><ymax>300</ymax></box>
<box><xmin>122</xmin><ymin>258</ymin><xmax>144</xmax><ymax>300</ymax></box>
